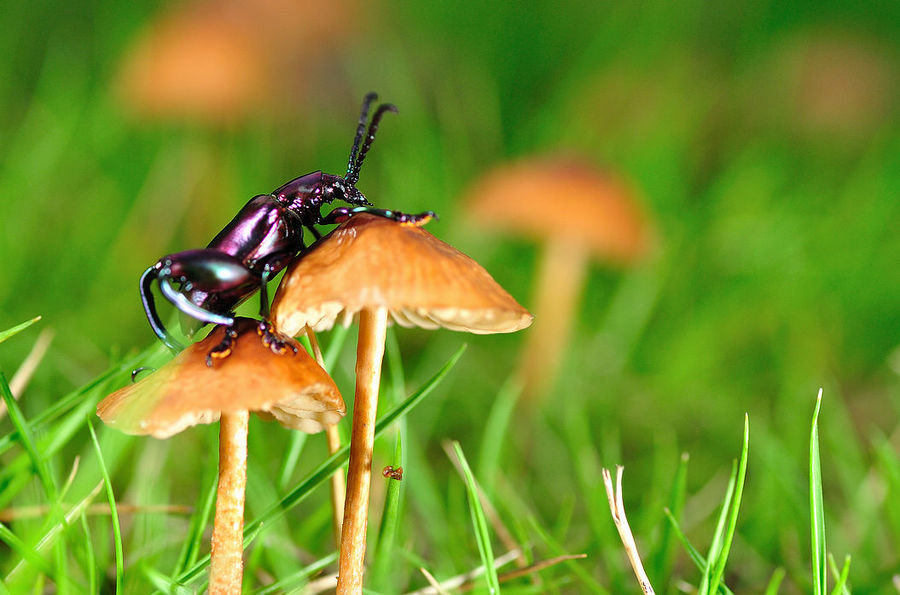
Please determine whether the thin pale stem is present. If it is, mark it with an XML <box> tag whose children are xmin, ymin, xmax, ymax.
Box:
<box><xmin>210</xmin><ymin>411</ymin><xmax>249</xmax><ymax>595</ymax></box>
<box><xmin>305</xmin><ymin>325</ymin><xmax>346</xmax><ymax>548</ymax></box>
<box><xmin>517</xmin><ymin>238</ymin><xmax>589</xmax><ymax>403</ymax></box>
<box><xmin>337</xmin><ymin>307</ymin><xmax>389</xmax><ymax>594</ymax></box>
<box><xmin>603</xmin><ymin>466</ymin><xmax>654</xmax><ymax>595</ymax></box>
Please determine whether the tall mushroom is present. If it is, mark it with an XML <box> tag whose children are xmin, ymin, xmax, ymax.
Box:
<box><xmin>97</xmin><ymin>317</ymin><xmax>344</xmax><ymax>594</ymax></box>
<box><xmin>270</xmin><ymin>213</ymin><xmax>533</xmax><ymax>593</ymax></box>
<box><xmin>464</xmin><ymin>156</ymin><xmax>653</xmax><ymax>402</ymax></box>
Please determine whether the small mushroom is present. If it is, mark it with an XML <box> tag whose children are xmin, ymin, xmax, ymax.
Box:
<box><xmin>97</xmin><ymin>317</ymin><xmax>344</xmax><ymax>594</ymax></box>
<box><xmin>271</xmin><ymin>213</ymin><xmax>532</xmax><ymax>593</ymax></box>
<box><xmin>464</xmin><ymin>156</ymin><xmax>653</xmax><ymax>402</ymax></box>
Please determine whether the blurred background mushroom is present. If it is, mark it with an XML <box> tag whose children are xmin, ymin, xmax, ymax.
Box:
<box><xmin>271</xmin><ymin>213</ymin><xmax>532</xmax><ymax>592</ymax></box>
<box><xmin>116</xmin><ymin>0</ymin><xmax>362</xmax><ymax>124</ymax></box>
<box><xmin>464</xmin><ymin>156</ymin><xmax>653</xmax><ymax>403</ymax></box>
<box><xmin>97</xmin><ymin>318</ymin><xmax>344</xmax><ymax>594</ymax></box>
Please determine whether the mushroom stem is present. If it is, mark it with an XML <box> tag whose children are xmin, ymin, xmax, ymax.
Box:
<box><xmin>305</xmin><ymin>325</ymin><xmax>346</xmax><ymax>548</ymax></box>
<box><xmin>337</xmin><ymin>306</ymin><xmax>388</xmax><ymax>594</ymax></box>
<box><xmin>210</xmin><ymin>410</ymin><xmax>249</xmax><ymax>595</ymax></box>
<box><xmin>518</xmin><ymin>237</ymin><xmax>589</xmax><ymax>402</ymax></box>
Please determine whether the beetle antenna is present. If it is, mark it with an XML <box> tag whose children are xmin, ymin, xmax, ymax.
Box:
<box><xmin>347</xmin><ymin>102</ymin><xmax>397</xmax><ymax>185</ymax></box>
<box><xmin>346</xmin><ymin>92</ymin><xmax>378</xmax><ymax>180</ymax></box>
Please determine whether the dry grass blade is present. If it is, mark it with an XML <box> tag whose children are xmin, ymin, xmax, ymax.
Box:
<box><xmin>0</xmin><ymin>502</ymin><xmax>191</xmax><ymax>522</ymax></box>
<box><xmin>1</xmin><ymin>329</ymin><xmax>54</xmax><ymax>418</ymax></box>
<box><xmin>10</xmin><ymin>328</ymin><xmax>54</xmax><ymax>397</ymax></box>
<box><xmin>603</xmin><ymin>466</ymin><xmax>655</xmax><ymax>594</ymax></box>
<box><xmin>405</xmin><ymin>549</ymin><xmax>521</xmax><ymax>595</ymax></box>
<box><xmin>405</xmin><ymin>551</ymin><xmax>585</xmax><ymax>594</ymax></box>
<box><xmin>419</xmin><ymin>567</ymin><xmax>451</xmax><ymax>595</ymax></box>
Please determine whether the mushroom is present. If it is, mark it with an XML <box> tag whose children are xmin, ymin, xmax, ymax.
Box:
<box><xmin>97</xmin><ymin>317</ymin><xmax>344</xmax><ymax>594</ymax></box>
<box><xmin>270</xmin><ymin>213</ymin><xmax>532</xmax><ymax>593</ymax></box>
<box><xmin>464</xmin><ymin>156</ymin><xmax>653</xmax><ymax>402</ymax></box>
<box><xmin>116</xmin><ymin>0</ymin><xmax>363</xmax><ymax>123</ymax></box>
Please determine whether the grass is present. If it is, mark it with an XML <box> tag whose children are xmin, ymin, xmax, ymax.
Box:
<box><xmin>1</xmin><ymin>0</ymin><xmax>900</xmax><ymax>592</ymax></box>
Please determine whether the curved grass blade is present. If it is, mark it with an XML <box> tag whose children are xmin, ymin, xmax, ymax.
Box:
<box><xmin>452</xmin><ymin>440</ymin><xmax>500</xmax><ymax>593</ymax></box>
<box><xmin>88</xmin><ymin>419</ymin><xmax>124</xmax><ymax>593</ymax></box>
<box><xmin>0</xmin><ymin>372</ymin><xmax>57</xmax><ymax>501</ymax></box>
<box><xmin>173</xmin><ymin>464</ymin><xmax>218</xmax><ymax>575</ymax></box>
<box><xmin>372</xmin><ymin>433</ymin><xmax>404</xmax><ymax>589</ymax></box>
<box><xmin>0</xmin><ymin>522</ymin><xmax>54</xmax><ymax>577</ymax></box>
<box><xmin>0</xmin><ymin>316</ymin><xmax>41</xmax><ymax>345</ymax></box>
<box><xmin>708</xmin><ymin>414</ymin><xmax>750</xmax><ymax>593</ymax></box>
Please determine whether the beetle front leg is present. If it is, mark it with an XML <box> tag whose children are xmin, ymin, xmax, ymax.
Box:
<box><xmin>143</xmin><ymin>249</ymin><xmax>258</xmax><ymax>354</ymax></box>
<box><xmin>319</xmin><ymin>206</ymin><xmax>437</xmax><ymax>227</ymax></box>
<box><xmin>256</xmin><ymin>259</ymin><xmax>299</xmax><ymax>356</ymax></box>
<box><xmin>141</xmin><ymin>265</ymin><xmax>185</xmax><ymax>352</ymax></box>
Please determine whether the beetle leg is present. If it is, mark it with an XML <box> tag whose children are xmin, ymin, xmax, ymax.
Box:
<box><xmin>254</xmin><ymin>260</ymin><xmax>299</xmax><ymax>356</ymax></box>
<box><xmin>158</xmin><ymin>277</ymin><xmax>235</xmax><ymax>327</ymax></box>
<box><xmin>206</xmin><ymin>325</ymin><xmax>240</xmax><ymax>367</ymax></box>
<box><xmin>140</xmin><ymin>265</ymin><xmax>185</xmax><ymax>352</ymax></box>
<box><xmin>319</xmin><ymin>206</ymin><xmax>437</xmax><ymax>227</ymax></box>
<box><xmin>256</xmin><ymin>319</ymin><xmax>299</xmax><ymax>357</ymax></box>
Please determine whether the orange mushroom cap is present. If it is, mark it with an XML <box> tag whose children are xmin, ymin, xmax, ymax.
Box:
<box><xmin>464</xmin><ymin>156</ymin><xmax>652</xmax><ymax>264</ymax></box>
<box><xmin>97</xmin><ymin>318</ymin><xmax>344</xmax><ymax>438</ymax></box>
<box><xmin>271</xmin><ymin>214</ymin><xmax>533</xmax><ymax>336</ymax></box>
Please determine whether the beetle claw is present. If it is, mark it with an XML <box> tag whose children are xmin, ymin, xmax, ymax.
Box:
<box><xmin>257</xmin><ymin>320</ymin><xmax>298</xmax><ymax>356</ymax></box>
<box><xmin>206</xmin><ymin>326</ymin><xmax>239</xmax><ymax>367</ymax></box>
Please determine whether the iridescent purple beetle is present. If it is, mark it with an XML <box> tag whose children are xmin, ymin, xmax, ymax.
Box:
<box><xmin>140</xmin><ymin>93</ymin><xmax>434</xmax><ymax>364</ymax></box>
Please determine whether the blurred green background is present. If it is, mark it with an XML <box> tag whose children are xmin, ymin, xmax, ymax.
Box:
<box><xmin>1</xmin><ymin>0</ymin><xmax>899</xmax><ymax>592</ymax></box>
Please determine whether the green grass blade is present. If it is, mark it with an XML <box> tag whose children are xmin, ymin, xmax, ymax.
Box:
<box><xmin>828</xmin><ymin>553</ymin><xmax>851</xmax><ymax>595</ymax></box>
<box><xmin>0</xmin><ymin>522</ymin><xmax>54</xmax><ymax>576</ymax></box>
<box><xmin>476</xmin><ymin>376</ymin><xmax>521</xmax><ymax>492</ymax></box>
<box><xmin>663</xmin><ymin>508</ymin><xmax>736</xmax><ymax>595</ymax></box>
<box><xmin>651</xmin><ymin>452</ymin><xmax>689</xmax><ymax>586</ymax></box>
<box><xmin>80</xmin><ymin>513</ymin><xmax>97</xmax><ymax>595</ymax></box>
<box><xmin>142</xmin><ymin>563</ymin><xmax>193</xmax><ymax>594</ymax></box>
<box><xmin>323</xmin><ymin>323</ymin><xmax>350</xmax><ymax>369</ymax></box>
<box><xmin>452</xmin><ymin>440</ymin><xmax>500</xmax><ymax>593</ymax></box>
<box><xmin>828</xmin><ymin>554</ymin><xmax>850</xmax><ymax>595</ymax></box>
<box><xmin>663</xmin><ymin>508</ymin><xmax>708</xmax><ymax>573</ymax></box>
<box><xmin>251</xmin><ymin>552</ymin><xmax>338</xmax><ymax>594</ymax></box>
<box><xmin>700</xmin><ymin>461</ymin><xmax>736</xmax><ymax>593</ymax></box>
<box><xmin>0</xmin><ymin>316</ymin><xmax>41</xmax><ymax>344</ymax></box>
<box><xmin>176</xmin><ymin>345</ymin><xmax>466</xmax><ymax>585</ymax></box>
<box><xmin>276</xmin><ymin>431</ymin><xmax>308</xmax><ymax>491</ymax></box>
<box><xmin>87</xmin><ymin>420</ymin><xmax>124</xmax><ymax>593</ymax></box>
<box><xmin>6</xmin><ymin>482</ymin><xmax>103</xmax><ymax>583</ymax></box>
<box><xmin>0</xmin><ymin>349</ymin><xmax>149</xmax><ymax>458</ymax></box>
<box><xmin>173</xmin><ymin>464</ymin><xmax>218</xmax><ymax>575</ymax></box>
<box><xmin>0</xmin><ymin>372</ymin><xmax>57</xmax><ymax>501</ymax></box>
<box><xmin>810</xmin><ymin>389</ymin><xmax>827</xmax><ymax>595</ymax></box>
<box><xmin>708</xmin><ymin>414</ymin><xmax>750</xmax><ymax>593</ymax></box>
<box><xmin>763</xmin><ymin>567</ymin><xmax>786</xmax><ymax>595</ymax></box>
<box><xmin>372</xmin><ymin>433</ymin><xmax>404</xmax><ymax>589</ymax></box>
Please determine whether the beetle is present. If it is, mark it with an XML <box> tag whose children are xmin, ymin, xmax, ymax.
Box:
<box><xmin>140</xmin><ymin>93</ymin><xmax>434</xmax><ymax>365</ymax></box>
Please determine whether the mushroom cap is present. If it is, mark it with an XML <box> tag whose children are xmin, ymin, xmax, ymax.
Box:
<box><xmin>97</xmin><ymin>318</ymin><xmax>345</xmax><ymax>438</ymax></box>
<box><xmin>464</xmin><ymin>156</ymin><xmax>652</xmax><ymax>264</ymax></box>
<box><xmin>271</xmin><ymin>214</ymin><xmax>533</xmax><ymax>336</ymax></box>
<box><xmin>117</xmin><ymin>5</ymin><xmax>269</xmax><ymax>123</ymax></box>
